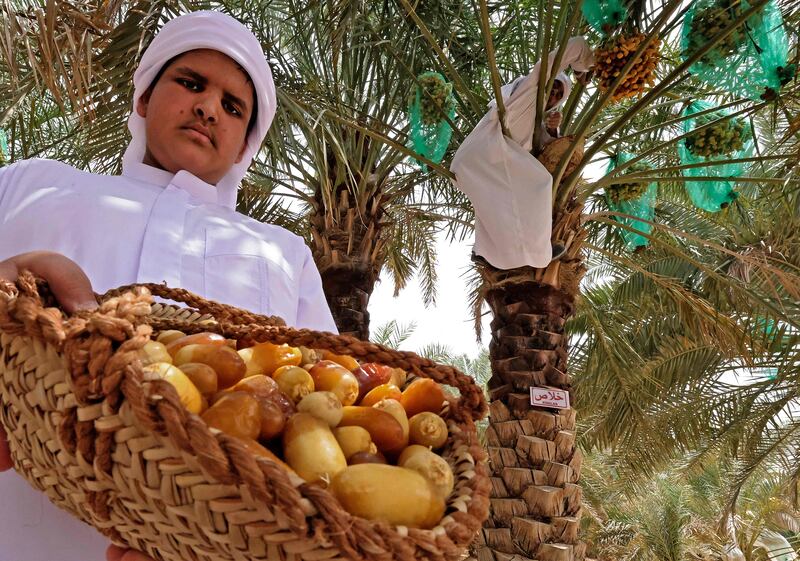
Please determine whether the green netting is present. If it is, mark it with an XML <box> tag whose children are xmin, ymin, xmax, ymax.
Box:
<box><xmin>605</xmin><ymin>153</ymin><xmax>658</xmax><ymax>251</ymax></box>
<box><xmin>746</xmin><ymin>0</ymin><xmax>796</xmax><ymax>100</ymax></box>
<box><xmin>408</xmin><ymin>72</ymin><xmax>455</xmax><ymax>169</ymax></box>
<box><xmin>681</xmin><ymin>0</ymin><xmax>795</xmax><ymax>100</ymax></box>
<box><xmin>678</xmin><ymin>101</ymin><xmax>753</xmax><ymax>212</ymax></box>
<box><xmin>0</xmin><ymin>129</ymin><xmax>7</xmax><ymax>166</ymax></box>
<box><xmin>681</xmin><ymin>0</ymin><xmax>749</xmax><ymax>85</ymax></box>
<box><xmin>581</xmin><ymin>0</ymin><xmax>628</xmax><ymax>36</ymax></box>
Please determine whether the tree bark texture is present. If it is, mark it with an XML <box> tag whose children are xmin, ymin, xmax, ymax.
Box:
<box><xmin>309</xmin><ymin>164</ymin><xmax>387</xmax><ymax>340</ymax></box>
<box><xmin>473</xmin><ymin>137</ymin><xmax>587</xmax><ymax>561</ymax></box>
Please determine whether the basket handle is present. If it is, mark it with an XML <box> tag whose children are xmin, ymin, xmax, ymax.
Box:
<box><xmin>8</xmin><ymin>279</ymin><xmax>487</xmax><ymax>421</ymax></box>
<box><xmin>0</xmin><ymin>272</ymin><xmax>71</xmax><ymax>345</ymax></box>
<box><xmin>102</xmin><ymin>283</ymin><xmax>286</xmax><ymax>328</ymax></box>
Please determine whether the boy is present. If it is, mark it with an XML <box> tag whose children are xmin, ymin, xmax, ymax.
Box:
<box><xmin>450</xmin><ymin>37</ymin><xmax>595</xmax><ymax>269</ymax></box>
<box><xmin>0</xmin><ymin>11</ymin><xmax>335</xmax><ymax>561</ymax></box>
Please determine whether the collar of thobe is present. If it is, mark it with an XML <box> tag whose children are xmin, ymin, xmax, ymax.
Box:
<box><xmin>122</xmin><ymin>161</ymin><xmax>218</xmax><ymax>205</ymax></box>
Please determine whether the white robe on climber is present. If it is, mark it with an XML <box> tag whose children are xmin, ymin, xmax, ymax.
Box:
<box><xmin>450</xmin><ymin>36</ymin><xmax>595</xmax><ymax>269</ymax></box>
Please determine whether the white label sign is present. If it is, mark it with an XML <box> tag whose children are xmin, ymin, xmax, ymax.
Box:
<box><xmin>530</xmin><ymin>387</ymin><xmax>570</xmax><ymax>409</ymax></box>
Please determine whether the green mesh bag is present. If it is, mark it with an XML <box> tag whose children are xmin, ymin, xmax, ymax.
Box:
<box><xmin>681</xmin><ymin>0</ymin><xmax>795</xmax><ymax>100</ymax></box>
<box><xmin>681</xmin><ymin>0</ymin><xmax>749</xmax><ymax>85</ymax></box>
<box><xmin>678</xmin><ymin>101</ymin><xmax>753</xmax><ymax>212</ymax></box>
<box><xmin>745</xmin><ymin>0</ymin><xmax>796</xmax><ymax>100</ymax></box>
<box><xmin>605</xmin><ymin>153</ymin><xmax>658</xmax><ymax>250</ymax></box>
<box><xmin>0</xmin><ymin>129</ymin><xmax>8</xmax><ymax>166</ymax></box>
<box><xmin>408</xmin><ymin>72</ymin><xmax>455</xmax><ymax>168</ymax></box>
<box><xmin>582</xmin><ymin>0</ymin><xmax>627</xmax><ymax>36</ymax></box>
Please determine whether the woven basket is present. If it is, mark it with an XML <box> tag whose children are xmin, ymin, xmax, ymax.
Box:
<box><xmin>0</xmin><ymin>272</ymin><xmax>490</xmax><ymax>561</ymax></box>
<box><xmin>537</xmin><ymin>136</ymin><xmax>585</xmax><ymax>179</ymax></box>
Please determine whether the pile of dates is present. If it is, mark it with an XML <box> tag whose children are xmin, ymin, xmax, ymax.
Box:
<box><xmin>139</xmin><ymin>331</ymin><xmax>453</xmax><ymax>529</ymax></box>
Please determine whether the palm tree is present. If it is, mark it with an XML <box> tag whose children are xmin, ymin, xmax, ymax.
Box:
<box><xmin>242</xmin><ymin>0</ymin><xmax>455</xmax><ymax>339</ymax></box>
<box><xmin>581</xmin><ymin>452</ymin><xmax>800</xmax><ymax>561</ymax></box>
<box><xmin>419</xmin><ymin>2</ymin><xmax>800</xmax><ymax>560</ymax></box>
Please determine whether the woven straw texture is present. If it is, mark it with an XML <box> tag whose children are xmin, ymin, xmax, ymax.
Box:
<box><xmin>537</xmin><ymin>136</ymin><xmax>585</xmax><ymax>178</ymax></box>
<box><xmin>0</xmin><ymin>272</ymin><xmax>489</xmax><ymax>561</ymax></box>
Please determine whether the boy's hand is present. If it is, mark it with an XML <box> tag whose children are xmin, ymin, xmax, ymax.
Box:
<box><xmin>0</xmin><ymin>251</ymin><xmax>98</xmax><ymax>473</ymax></box>
<box><xmin>545</xmin><ymin>111</ymin><xmax>562</xmax><ymax>135</ymax></box>
<box><xmin>107</xmin><ymin>545</ymin><xmax>157</xmax><ymax>561</ymax></box>
<box><xmin>0</xmin><ymin>251</ymin><xmax>97</xmax><ymax>313</ymax></box>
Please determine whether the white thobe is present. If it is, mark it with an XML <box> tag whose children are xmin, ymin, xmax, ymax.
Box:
<box><xmin>450</xmin><ymin>37</ymin><xmax>595</xmax><ymax>269</ymax></box>
<box><xmin>0</xmin><ymin>158</ymin><xmax>337</xmax><ymax>561</ymax></box>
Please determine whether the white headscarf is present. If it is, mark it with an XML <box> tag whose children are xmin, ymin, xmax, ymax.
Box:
<box><xmin>123</xmin><ymin>11</ymin><xmax>277</xmax><ymax>208</ymax></box>
<box><xmin>490</xmin><ymin>70</ymin><xmax>572</xmax><ymax>119</ymax></box>
<box><xmin>552</xmin><ymin>71</ymin><xmax>572</xmax><ymax>110</ymax></box>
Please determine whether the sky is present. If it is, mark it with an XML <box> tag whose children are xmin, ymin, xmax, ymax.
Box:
<box><xmin>369</xmin><ymin>232</ymin><xmax>492</xmax><ymax>358</ymax></box>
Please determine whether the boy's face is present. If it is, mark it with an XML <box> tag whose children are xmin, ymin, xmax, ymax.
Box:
<box><xmin>546</xmin><ymin>80</ymin><xmax>565</xmax><ymax>110</ymax></box>
<box><xmin>136</xmin><ymin>49</ymin><xmax>255</xmax><ymax>185</ymax></box>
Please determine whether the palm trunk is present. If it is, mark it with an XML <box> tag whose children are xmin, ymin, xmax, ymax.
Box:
<box><xmin>316</xmin><ymin>258</ymin><xmax>376</xmax><ymax>340</ymax></box>
<box><xmin>474</xmin><ymin>138</ymin><xmax>587</xmax><ymax>561</ymax></box>
<box><xmin>309</xmin><ymin>178</ymin><xmax>387</xmax><ymax>340</ymax></box>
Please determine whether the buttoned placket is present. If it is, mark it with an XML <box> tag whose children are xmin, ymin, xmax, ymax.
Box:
<box><xmin>170</xmin><ymin>170</ymin><xmax>216</xmax><ymax>295</ymax></box>
<box><xmin>136</xmin><ymin>184</ymin><xmax>189</xmax><ymax>287</ymax></box>
<box><xmin>125</xmin><ymin>166</ymin><xmax>218</xmax><ymax>290</ymax></box>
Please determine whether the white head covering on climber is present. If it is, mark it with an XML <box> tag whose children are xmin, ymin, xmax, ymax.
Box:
<box><xmin>489</xmin><ymin>70</ymin><xmax>573</xmax><ymax>151</ymax></box>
